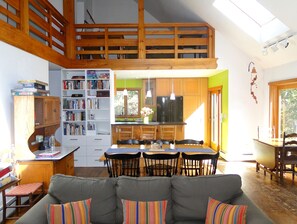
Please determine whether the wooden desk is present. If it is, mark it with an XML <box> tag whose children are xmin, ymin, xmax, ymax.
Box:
<box><xmin>253</xmin><ymin>138</ymin><xmax>291</xmax><ymax>181</ymax></box>
<box><xmin>16</xmin><ymin>146</ymin><xmax>79</xmax><ymax>192</ymax></box>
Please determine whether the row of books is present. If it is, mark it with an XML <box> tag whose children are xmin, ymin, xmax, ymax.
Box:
<box><xmin>0</xmin><ymin>164</ymin><xmax>17</xmax><ymax>187</ymax></box>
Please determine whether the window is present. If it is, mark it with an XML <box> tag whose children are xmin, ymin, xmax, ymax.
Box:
<box><xmin>213</xmin><ymin>0</ymin><xmax>289</xmax><ymax>43</ymax></box>
<box><xmin>269</xmin><ymin>79</ymin><xmax>297</xmax><ymax>137</ymax></box>
<box><xmin>115</xmin><ymin>88</ymin><xmax>140</xmax><ymax>118</ymax></box>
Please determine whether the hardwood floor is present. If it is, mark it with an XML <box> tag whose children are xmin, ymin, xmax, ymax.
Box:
<box><xmin>8</xmin><ymin>160</ymin><xmax>297</xmax><ymax>224</ymax></box>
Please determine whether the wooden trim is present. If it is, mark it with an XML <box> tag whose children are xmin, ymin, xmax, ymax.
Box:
<box><xmin>67</xmin><ymin>58</ymin><xmax>218</xmax><ymax>70</ymax></box>
<box><xmin>138</xmin><ymin>0</ymin><xmax>145</xmax><ymax>59</ymax></box>
<box><xmin>0</xmin><ymin>20</ymin><xmax>70</xmax><ymax>67</ymax></box>
<box><xmin>269</xmin><ymin>78</ymin><xmax>297</xmax><ymax>137</ymax></box>
<box><xmin>20</xmin><ymin>0</ymin><xmax>29</xmax><ymax>34</ymax></box>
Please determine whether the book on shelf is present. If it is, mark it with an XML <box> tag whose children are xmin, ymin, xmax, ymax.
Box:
<box><xmin>18</xmin><ymin>80</ymin><xmax>48</xmax><ymax>86</ymax></box>
<box><xmin>11</xmin><ymin>88</ymin><xmax>50</xmax><ymax>96</ymax></box>
<box><xmin>21</xmin><ymin>82</ymin><xmax>46</xmax><ymax>90</ymax></box>
<box><xmin>0</xmin><ymin>164</ymin><xmax>12</xmax><ymax>178</ymax></box>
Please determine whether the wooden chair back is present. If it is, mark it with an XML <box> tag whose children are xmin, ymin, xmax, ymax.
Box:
<box><xmin>104</xmin><ymin>152</ymin><xmax>141</xmax><ymax>177</ymax></box>
<box><xmin>280</xmin><ymin>132</ymin><xmax>297</xmax><ymax>181</ymax></box>
<box><xmin>181</xmin><ymin>152</ymin><xmax>219</xmax><ymax>176</ymax></box>
<box><xmin>117</xmin><ymin>126</ymin><xmax>134</xmax><ymax>140</ymax></box>
<box><xmin>143</xmin><ymin>152</ymin><xmax>180</xmax><ymax>177</ymax></box>
<box><xmin>140</xmin><ymin>126</ymin><xmax>157</xmax><ymax>141</ymax></box>
<box><xmin>159</xmin><ymin>125</ymin><xmax>176</xmax><ymax>141</ymax></box>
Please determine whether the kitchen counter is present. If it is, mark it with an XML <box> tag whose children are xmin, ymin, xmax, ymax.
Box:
<box><xmin>112</xmin><ymin>122</ymin><xmax>186</xmax><ymax>125</ymax></box>
<box><xmin>111</xmin><ymin>122</ymin><xmax>186</xmax><ymax>143</ymax></box>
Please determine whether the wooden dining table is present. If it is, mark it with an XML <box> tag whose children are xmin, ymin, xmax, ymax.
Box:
<box><xmin>100</xmin><ymin>144</ymin><xmax>217</xmax><ymax>176</ymax></box>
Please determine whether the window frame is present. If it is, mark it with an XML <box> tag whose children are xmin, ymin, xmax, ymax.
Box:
<box><xmin>115</xmin><ymin>88</ymin><xmax>141</xmax><ymax>118</ymax></box>
<box><xmin>269</xmin><ymin>78</ymin><xmax>297</xmax><ymax>137</ymax></box>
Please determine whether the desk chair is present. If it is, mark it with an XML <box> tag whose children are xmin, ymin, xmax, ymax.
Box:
<box><xmin>117</xmin><ymin>126</ymin><xmax>134</xmax><ymax>141</ymax></box>
<box><xmin>2</xmin><ymin>181</ymin><xmax>44</xmax><ymax>222</ymax></box>
<box><xmin>279</xmin><ymin>132</ymin><xmax>297</xmax><ymax>182</ymax></box>
<box><xmin>140</xmin><ymin>126</ymin><xmax>157</xmax><ymax>141</ymax></box>
<box><xmin>159</xmin><ymin>125</ymin><xmax>176</xmax><ymax>141</ymax></box>
<box><xmin>181</xmin><ymin>152</ymin><xmax>219</xmax><ymax>176</ymax></box>
<box><xmin>143</xmin><ymin>152</ymin><xmax>180</xmax><ymax>177</ymax></box>
<box><xmin>104</xmin><ymin>152</ymin><xmax>141</xmax><ymax>177</ymax></box>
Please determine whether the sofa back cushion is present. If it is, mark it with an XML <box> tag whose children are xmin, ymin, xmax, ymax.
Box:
<box><xmin>171</xmin><ymin>174</ymin><xmax>243</xmax><ymax>222</ymax></box>
<box><xmin>116</xmin><ymin>176</ymin><xmax>173</xmax><ymax>224</ymax></box>
<box><xmin>48</xmin><ymin>174</ymin><xmax>117</xmax><ymax>224</ymax></box>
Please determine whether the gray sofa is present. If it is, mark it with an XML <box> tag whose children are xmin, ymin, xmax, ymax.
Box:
<box><xmin>16</xmin><ymin>174</ymin><xmax>273</xmax><ymax>224</ymax></box>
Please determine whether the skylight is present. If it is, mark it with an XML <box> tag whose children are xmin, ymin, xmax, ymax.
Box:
<box><xmin>213</xmin><ymin>0</ymin><xmax>289</xmax><ymax>43</ymax></box>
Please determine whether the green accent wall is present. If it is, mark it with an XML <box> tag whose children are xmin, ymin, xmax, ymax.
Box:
<box><xmin>116</xmin><ymin>79</ymin><xmax>143</xmax><ymax>88</ymax></box>
<box><xmin>208</xmin><ymin>70</ymin><xmax>228</xmax><ymax>153</ymax></box>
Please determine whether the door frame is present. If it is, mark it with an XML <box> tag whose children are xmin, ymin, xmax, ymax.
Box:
<box><xmin>208</xmin><ymin>86</ymin><xmax>222</xmax><ymax>151</ymax></box>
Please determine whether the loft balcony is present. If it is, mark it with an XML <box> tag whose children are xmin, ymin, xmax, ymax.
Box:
<box><xmin>0</xmin><ymin>0</ymin><xmax>217</xmax><ymax>70</ymax></box>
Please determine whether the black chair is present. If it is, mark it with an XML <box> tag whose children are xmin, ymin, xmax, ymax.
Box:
<box><xmin>279</xmin><ymin>132</ymin><xmax>297</xmax><ymax>182</ymax></box>
<box><xmin>143</xmin><ymin>152</ymin><xmax>180</xmax><ymax>177</ymax></box>
<box><xmin>117</xmin><ymin>139</ymin><xmax>141</xmax><ymax>145</ymax></box>
<box><xmin>175</xmin><ymin>139</ymin><xmax>204</xmax><ymax>145</ymax></box>
<box><xmin>104</xmin><ymin>152</ymin><xmax>141</xmax><ymax>177</ymax></box>
<box><xmin>140</xmin><ymin>139</ymin><xmax>174</xmax><ymax>146</ymax></box>
<box><xmin>181</xmin><ymin>152</ymin><xmax>219</xmax><ymax>176</ymax></box>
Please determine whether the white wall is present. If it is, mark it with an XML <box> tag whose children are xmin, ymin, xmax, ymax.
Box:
<box><xmin>215</xmin><ymin>31</ymin><xmax>265</xmax><ymax>161</ymax></box>
<box><xmin>90</xmin><ymin>0</ymin><xmax>159</xmax><ymax>23</ymax></box>
<box><xmin>0</xmin><ymin>41</ymin><xmax>49</xmax><ymax>153</ymax></box>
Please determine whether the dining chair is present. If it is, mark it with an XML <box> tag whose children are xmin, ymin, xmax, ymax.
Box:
<box><xmin>175</xmin><ymin>139</ymin><xmax>204</xmax><ymax>145</ymax></box>
<box><xmin>143</xmin><ymin>152</ymin><xmax>180</xmax><ymax>177</ymax></box>
<box><xmin>104</xmin><ymin>152</ymin><xmax>141</xmax><ymax>177</ymax></box>
<box><xmin>159</xmin><ymin>125</ymin><xmax>176</xmax><ymax>141</ymax></box>
<box><xmin>140</xmin><ymin>126</ymin><xmax>157</xmax><ymax>141</ymax></box>
<box><xmin>279</xmin><ymin>132</ymin><xmax>297</xmax><ymax>182</ymax></box>
<box><xmin>117</xmin><ymin>126</ymin><xmax>134</xmax><ymax>141</ymax></box>
<box><xmin>117</xmin><ymin>139</ymin><xmax>141</xmax><ymax>145</ymax></box>
<box><xmin>181</xmin><ymin>152</ymin><xmax>219</xmax><ymax>176</ymax></box>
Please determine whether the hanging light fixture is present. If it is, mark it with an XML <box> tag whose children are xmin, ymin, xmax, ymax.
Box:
<box><xmin>146</xmin><ymin>76</ymin><xmax>152</xmax><ymax>98</ymax></box>
<box><xmin>170</xmin><ymin>78</ymin><xmax>175</xmax><ymax>100</ymax></box>
<box><xmin>123</xmin><ymin>79</ymin><xmax>128</xmax><ymax>96</ymax></box>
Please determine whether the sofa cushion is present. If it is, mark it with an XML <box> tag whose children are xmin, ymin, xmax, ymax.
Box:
<box><xmin>116</xmin><ymin>176</ymin><xmax>173</xmax><ymax>224</ymax></box>
<box><xmin>205</xmin><ymin>197</ymin><xmax>247</xmax><ymax>224</ymax></box>
<box><xmin>171</xmin><ymin>174</ymin><xmax>243</xmax><ymax>222</ymax></box>
<box><xmin>48</xmin><ymin>174</ymin><xmax>117</xmax><ymax>224</ymax></box>
<box><xmin>47</xmin><ymin>198</ymin><xmax>92</xmax><ymax>224</ymax></box>
<box><xmin>122</xmin><ymin>199</ymin><xmax>167</xmax><ymax>224</ymax></box>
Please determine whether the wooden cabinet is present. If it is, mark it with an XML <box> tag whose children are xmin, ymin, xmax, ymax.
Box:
<box><xmin>112</xmin><ymin>124</ymin><xmax>184</xmax><ymax>144</ymax></box>
<box><xmin>14</xmin><ymin>96</ymin><xmax>61</xmax><ymax>157</ymax></box>
<box><xmin>17</xmin><ymin>152</ymin><xmax>75</xmax><ymax>192</ymax></box>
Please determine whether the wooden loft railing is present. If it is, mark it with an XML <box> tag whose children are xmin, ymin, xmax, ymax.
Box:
<box><xmin>0</xmin><ymin>0</ymin><xmax>70</xmax><ymax>67</ymax></box>
<box><xmin>0</xmin><ymin>0</ymin><xmax>217</xmax><ymax>70</ymax></box>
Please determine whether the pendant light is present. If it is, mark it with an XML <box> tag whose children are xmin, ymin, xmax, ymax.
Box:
<box><xmin>170</xmin><ymin>78</ymin><xmax>175</xmax><ymax>100</ymax></box>
<box><xmin>123</xmin><ymin>79</ymin><xmax>128</xmax><ymax>96</ymax></box>
<box><xmin>146</xmin><ymin>76</ymin><xmax>152</xmax><ymax>98</ymax></box>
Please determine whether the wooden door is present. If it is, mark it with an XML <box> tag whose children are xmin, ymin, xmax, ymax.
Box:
<box><xmin>44</xmin><ymin>97</ymin><xmax>60</xmax><ymax>125</ymax></box>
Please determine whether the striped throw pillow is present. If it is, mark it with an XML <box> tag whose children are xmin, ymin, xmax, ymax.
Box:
<box><xmin>47</xmin><ymin>198</ymin><xmax>91</xmax><ymax>224</ymax></box>
<box><xmin>122</xmin><ymin>199</ymin><xmax>168</xmax><ymax>224</ymax></box>
<box><xmin>205</xmin><ymin>197</ymin><xmax>247</xmax><ymax>224</ymax></box>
